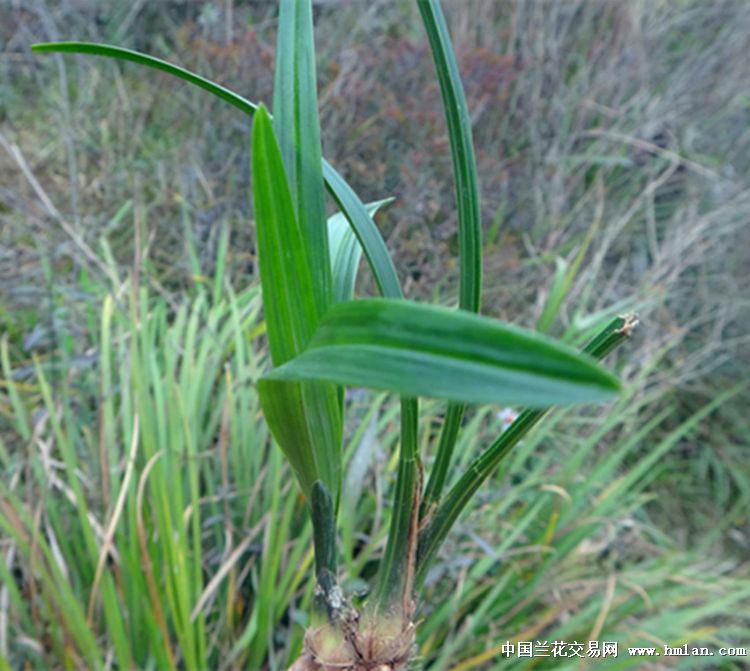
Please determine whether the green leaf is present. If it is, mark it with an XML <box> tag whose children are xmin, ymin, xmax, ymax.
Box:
<box><xmin>252</xmin><ymin>105</ymin><xmax>317</xmax><ymax>364</ymax></box>
<box><xmin>418</xmin><ymin>0</ymin><xmax>482</xmax><ymax>313</ymax></box>
<box><xmin>415</xmin><ymin>314</ymin><xmax>637</xmax><ymax>585</ymax></box>
<box><xmin>252</xmin><ymin>106</ymin><xmax>341</xmax><ymax>499</ymax></box>
<box><xmin>30</xmin><ymin>42</ymin><xmax>403</xmax><ymax>300</ymax></box>
<box><xmin>31</xmin><ymin>42</ymin><xmax>259</xmax><ymax>114</ymax></box>
<box><xmin>538</xmin><ymin>214</ymin><xmax>600</xmax><ymax>334</ymax></box>
<box><xmin>266</xmin><ymin>299</ymin><xmax>621</xmax><ymax>407</ymax></box>
<box><xmin>418</xmin><ymin>0</ymin><xmax>483</xmax><ymax>512</ymax></box>
<box><xmin>273</xmin><ymin>0</ymin><xmax>330</xmax><ymax>314</ymax></box>
<box><xmin>537</xmin><ymin>256</ymin><xmax>569</xmax><ymax>333</ymax></box>
<box><xmin>322</xmin><ymin>163</ymin><xmax>404</xmax><ymax>300</ymax></box>
<box><xmin>258</xmin><ymin>379</ymin><xmax>341</xmax><ymax>500</ymax></box>
<box><xmin>329</xmin><ymin>198</ymin><xmax>393</xmax><ymax>303</ymax></box>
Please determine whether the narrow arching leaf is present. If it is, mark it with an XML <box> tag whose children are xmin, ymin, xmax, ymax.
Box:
<box><xmin>418</xmin><ymin>0</ymin><xmax>483</xmax><ymax>512</ymax></box>
<box><xmin>252</xmin><ymin>106</ymin><xmax>341</xmax><ymax>498</ymax></box>
<box><xmin>266</xmin><ymin>299</ymin><xmax>621</xmax><ymax>407</ymax></box>
<box><xmin>329</xmin><ymin>198</ymin><xmax>393</xmax><ymax>303</ymax></box>
<box><xmin>273</xmin><ymin>0</ymin><xmax>330</xmax><ymax>314</ymax></box>
<box><xmin>322</xmin><ymin>163</ymin><xmax>404</xmax><ymax>300</ymax></box>
<box><xmin>31</xmin><ymin>42</ymin><xmax>259</xmax><ymax>115</ymax></box>
<box><xmin>418</xmin><ymin>0</ymin><xmax>482</xmax><ymax>313</ymax></box>
<box><xmin>31</xmin><ymin>42</ymin><xmax>402</xmax><ymax>300</ymax></box>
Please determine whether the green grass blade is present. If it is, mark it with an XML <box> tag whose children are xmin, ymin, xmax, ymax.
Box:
<box><xmin>538</xmin><ymin>216</ymin><xmax>599</xmax><ymax>333</ymax></box>
<box><xmin>212</xmin><ymin>222</ymin><xmax>230</xmax><ymax>305</ymax></box>
<box><xmin>273</xmin><ymin>0</ymin><xmax>331</xmax><ymax>314</ymax></box>
<box><xmin>329</xmin><ymin>198</ymin><xmax>394</xmax><ymax>303</ymax></box>
<box><xmin>418</xmin><ymin>0</ymin><xmax>483</xmax><ymax>511</ymax></box>
<box><xmin>30</xmin><ymin>42</ymin><xmax>402</xmax><ymax>300</ymax></box>
<box><xmin>0</xmin><ymin>483</ymin><xmax>104</xmax><ymax>669</ymax></box>
<box><xmin>266</xmin><ymin>299</ymin><xmax>620</xmax><ymax>407</ymax></box>
<box><xmin>536</xmin><ymin>256</ymin><xmax>569</xmax><ymax>333</ymax></box>
<box><xmin>1</xmin><ymin>336</ymin><xmax>31</xmax><ymax>441</ymax></box>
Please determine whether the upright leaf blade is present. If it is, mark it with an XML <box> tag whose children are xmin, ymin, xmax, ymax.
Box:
<box><xmin>265</xmin><ymin>299</ymin><xmax>620</xmax><ymax>407</ymax></box>
<box><xmin>418</xmin><ymin>0</ymin><xmax>482</xmax><ymax>313</ymax></box>
<box><xmin>252</xmin><ymin>105</ymin><xmax>341</xmax><ymax>498</ymax></box>
<box><xmin>537</xmin><ymin>257</ymin><xmax>569</xmax><ymax>333</ymax></box>
<box><xmin>251</xmin><ymin>105</ymin><xmax>317</xmax><ymax>365</ymax></box>
<box><xmin>329</xmin><ymin>198</ymin><xmax>394</xmax><ymax>303</ymax></box>
<box><xmin>273</xmin><ymin>0</ymin><xmax>331</xmax><ymax>314</ymax></box>
<box><xmin>418</xmin><ymin>0</ymin><xmax>483</xmax><ymax>510</ymax></box>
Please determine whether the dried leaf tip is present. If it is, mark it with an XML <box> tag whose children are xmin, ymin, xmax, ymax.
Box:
<box><xmin>616</xmin><ymin>313</ymin><xmax>639</xmax><ymax>337</ymax></box>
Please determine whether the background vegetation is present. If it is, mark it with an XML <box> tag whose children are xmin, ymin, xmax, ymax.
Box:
<box><xmin>1</xmin><ymin>1</ymin><xmax>749</xmax><ymax>669</ymax></box>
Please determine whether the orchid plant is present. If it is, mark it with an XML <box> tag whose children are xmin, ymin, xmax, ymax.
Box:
<box><xmin>33</xmin><ymin>1</ymin><xmax>633</xmax><ymax>668</ymax></box>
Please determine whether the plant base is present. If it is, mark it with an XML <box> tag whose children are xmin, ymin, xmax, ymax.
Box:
<box><xmin>289</xmin><ymin>613</ymin><xmax>415</xmax><ymax>671</ymax></box>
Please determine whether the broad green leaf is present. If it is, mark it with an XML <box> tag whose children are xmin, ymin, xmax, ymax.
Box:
<box><xmin>273</xmin><ymin>0</ymin><xmax>330</xmax><ymax>315</ymax></box>
<box><xmin>258</xmin><ymin>378</ymin><xmax>341</xmax><ymax>500</ymax></box>
<box><xmin>252</xmin><ymin>106</ymin><xmax>341</xmax><ymax>498</ymax></box>
<box><xmin>252</xmin><ymin>105</ymin><xmax>317</xmax><ymax>364</ymax></box>
<box><xmin>329</xmin><ymin>198</ymin><xmax>393</xmax><ymax>303</ymax></box>
<box><xmin>265</xmin><ymin>299</ymin><xmax>621</xmax><ymax>407</ymax></box>
<box><xmin>31</xmin><ymin>42</ymin><xmax>403</xmax><ymax>300</ymax></box>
